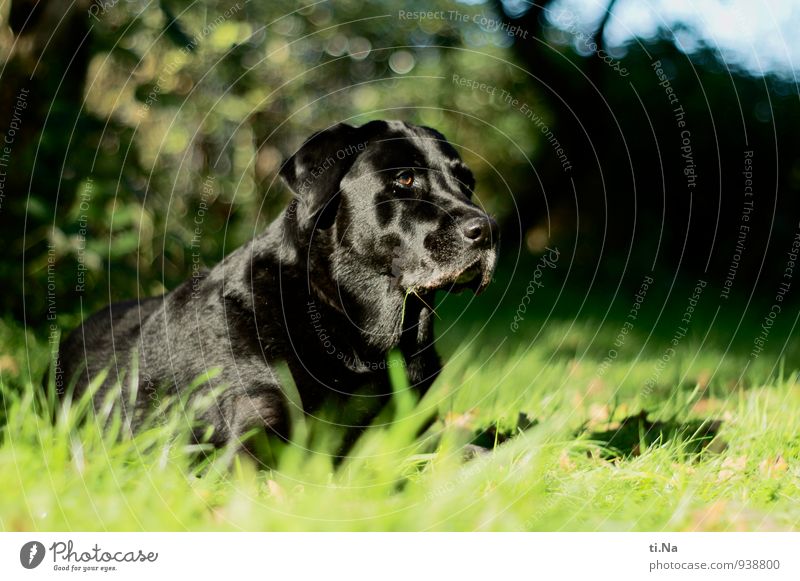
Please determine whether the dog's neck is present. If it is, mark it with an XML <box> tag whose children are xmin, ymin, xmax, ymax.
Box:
<box><xmin>278</xmin><ymin>211</ymin><xmax>405</xmax><ymax>350</ymax></box>
<box><xmin>302</xmin><ymin>278</ymin><xmax>433</xmax><ymax>375</ymax></box>
<box><xmin>240</xmin><ymin>212</ymin><xmax>434</xmax><ymax>370</ymax></box>
<box><xmin>305</xmin><ymin>253</ymin><xmax>409</xmax><ymax>353</ymax></box>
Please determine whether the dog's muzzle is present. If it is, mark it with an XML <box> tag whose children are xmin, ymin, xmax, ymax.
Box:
<box><xmin>419</xmin><ymin>214</ymin><xmax>499</xmax><ymax>295</ymax></box>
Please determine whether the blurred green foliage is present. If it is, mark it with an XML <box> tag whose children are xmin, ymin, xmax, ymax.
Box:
<box><xmin>1</xmin><ymin>0</ymin><xmax>799</xmax><ymax>329</ymax></box>
<box><xmin>1</xmin><ymin>0</ymin><xmax>540</xmax><ymax>326</ymax></box>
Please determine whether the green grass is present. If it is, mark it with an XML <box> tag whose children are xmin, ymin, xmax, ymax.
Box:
<box><xmin>1</xmin><ymin>299</ymin><xmax>799</xmax><ymax>532</ymax></box>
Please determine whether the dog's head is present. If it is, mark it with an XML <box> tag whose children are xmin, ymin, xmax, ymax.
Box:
<box><xmin>281</xmin><ymin>120</ymin><xmax>498</xmax><ymax>300</ymax></box>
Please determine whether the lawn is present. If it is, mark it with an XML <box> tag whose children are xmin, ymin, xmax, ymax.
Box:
<box><xmin>1</xmin><ymin>273</ymin><xmax>799</xmax><ymax>531</ymax></box>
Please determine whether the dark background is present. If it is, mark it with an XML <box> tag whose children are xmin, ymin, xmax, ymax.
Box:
<box><xmin>1</xmin><ymin>0</ymin><xmax>798</xmax><ymax>338</ymax></box>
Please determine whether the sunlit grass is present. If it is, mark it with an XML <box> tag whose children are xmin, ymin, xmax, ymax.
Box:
<box><xmin>0</xmin><ymin>316</ymin><xmax>798</xmax><ymax>531</ymax></box>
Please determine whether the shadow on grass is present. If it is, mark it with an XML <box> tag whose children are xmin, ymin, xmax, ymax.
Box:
<box><xmin>468</xmin><ymin>410</ymin><xmax>725</xmax><ymax>460</ymax></box>
<box><xmin>469</xmin><ymin>412</ymin><xmax>539</xmax><ymax>449</ymax></box>
<box><xmin>584</xmin><ymin>410</ymin><xmax>724</xmax><ymax>459</ymax></box>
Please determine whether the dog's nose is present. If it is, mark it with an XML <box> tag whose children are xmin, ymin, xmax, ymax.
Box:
<box><xmin>461</xmin><ymin>215</ymin><xmax>498</xmax><ymax>246</ymax></box>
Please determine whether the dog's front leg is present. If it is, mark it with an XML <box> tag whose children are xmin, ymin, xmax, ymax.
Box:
<box><xmin>196</xmin><ymin>381</ymin><xmax>290</xmax><ymax>464</ymax></box>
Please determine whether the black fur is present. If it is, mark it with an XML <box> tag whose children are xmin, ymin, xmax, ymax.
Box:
<box><xmin>55</xmin><ymin>120</ymin><xmax>499</xmax><ymax>456</ymax></box>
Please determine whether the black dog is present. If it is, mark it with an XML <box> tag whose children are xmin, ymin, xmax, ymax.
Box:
<box><xmin>55</xmin><ymin>120</ymin><xmax>498</xmax><ymax>455</ymax></box>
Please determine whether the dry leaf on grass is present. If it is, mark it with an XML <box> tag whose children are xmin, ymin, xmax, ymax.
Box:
<box><xmin>586</xmin><ymin>378</ymin><xmax>605</xmax><ymax>395</ymax></box>
<box><xmin>0</xmin><ymin>354</ymin><xmax>19</xmax><ymax>375</ymax></box>
<box><xmin>589</xmin><ymin>403</ymin><xmax>610</xmax><ymax>423</ymax></box>
<box><xmin>444</xmin><ymin>409</ymin><xmax>478</xmax><ymax>429</ymax></box>
<box><xmin>558</xmin><ymin>450</ymin><xmax>576</xmax><ymax>472</ymax></box>
<box><xmin>266</xmin><ymin>479</ymin><xmax>287</xmax><ymax>502</ymax></box>
<box><xmin>691</xmin><ymin>398</ymin><xmax>723</xmax><ymax>415</ymax></box>
<box><xmin>758</xmin><ymin>456</ymin><xmax>788</xmax><ymax>478</ymax></box>
<box><xmin>717</xmin><ymin>455</ymin><xmax>747</xmax><ymax>481</ymax></box>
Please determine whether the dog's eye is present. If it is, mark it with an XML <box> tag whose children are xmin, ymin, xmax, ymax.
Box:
<box><xmin>395</xmin><ymin>170</ymin><xmax>415</xmax><ymax>188</ymax></box>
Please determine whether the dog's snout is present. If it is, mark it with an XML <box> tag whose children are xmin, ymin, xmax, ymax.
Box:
<box><xmin>461</xmin><ymin>215</ymin><xmax>498</xmax><ymax>246</ymax></box>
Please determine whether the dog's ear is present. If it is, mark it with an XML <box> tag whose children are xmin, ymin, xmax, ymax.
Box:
<box><xmin>280</xmin><ymin>122</ymin><xmax>368</xmax><ymax>234</ymax></box>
